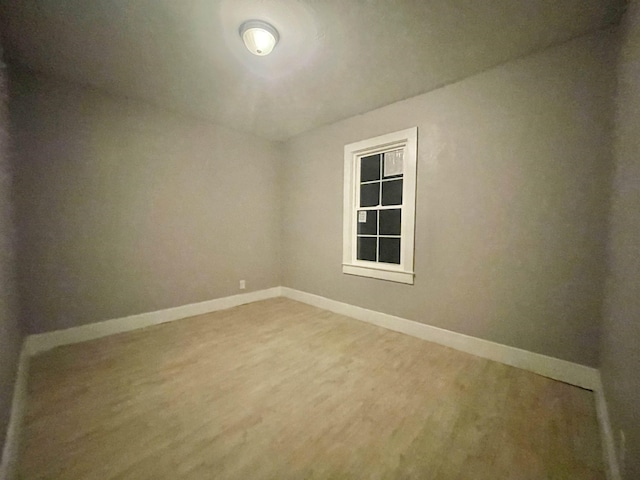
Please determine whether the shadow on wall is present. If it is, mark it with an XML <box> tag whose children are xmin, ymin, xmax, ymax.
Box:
<box><xmin>0</xmin><ymin>49</ymin><xmax>24</xmax><ymax>461</ymax></box>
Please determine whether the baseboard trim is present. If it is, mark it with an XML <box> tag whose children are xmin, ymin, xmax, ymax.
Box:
<box><xmin>22</xmin><ymin>285</ymin><xmax>600</xmax><ymax>390</ymax></box>
<box><xmin>594</xmin><ymin>374</ymin><xmax>622</xmax><ymax>480</ymax></box>
<box><xmin>281</xmin><ymin>287</ymin><xmax>599</xmax><ymax>390</ymax></box>
<box><xmin>26</xmin><ymin>287</ymin><xmax>282</xmax><ymax>356</ymax></box>
<box><xmin>0</xmin><ymin>342</ymin><xmax>30</xmax><ymax>480</ymax></box>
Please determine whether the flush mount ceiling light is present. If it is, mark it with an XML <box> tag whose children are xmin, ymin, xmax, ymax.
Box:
<box><xmin>240</xmin><ymin>20</ymin><xmax>279</xmax><ymax>56</ymax></box>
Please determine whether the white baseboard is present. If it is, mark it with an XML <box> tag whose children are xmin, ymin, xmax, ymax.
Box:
<box><xmin>0</xmin><ymin>342</ymin><xmax>30</xmax><ymax>480</ymax></box>
<box><xmin>20</xmin><ymin>285</ymin><xmax>600</xmax><ymax>389</ymax></box>
<box><xmin>281</xmin><ymin>287</ymin><xmax>599</xmax><ymax>390</ymax></box>
<box><xmin>594</xmin><ymin>374</ymin><xmax>622</xmax><ymax>480</ymax></box>
<box><xmin>26</xmin><ymin>287</ymin><xmax>282</xmax><ymax>356</ymax></box>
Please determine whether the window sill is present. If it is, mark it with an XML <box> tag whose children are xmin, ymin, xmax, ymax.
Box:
<box><xmin>342</xmin><ymin>264</ymin><xmax>414</xmax><ymax>285</ymax></box>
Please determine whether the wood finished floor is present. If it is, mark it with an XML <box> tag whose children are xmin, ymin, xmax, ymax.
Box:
<box><xmin>20</xmin><ymin>298</ymin><xmax>604</xmax><ymax>479</ymax></box>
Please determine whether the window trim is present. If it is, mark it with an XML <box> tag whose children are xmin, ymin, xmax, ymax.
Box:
<box><xmin>342</xmin><ymin>127</ymin><xmax>417</xmax><ymax>285</ymax></box>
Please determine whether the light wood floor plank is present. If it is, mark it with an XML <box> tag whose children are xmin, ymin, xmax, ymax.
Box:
<box><xmin>19</xmin><ymin>298</ymin><xmax>604</xmax><ymax>479</ymax></box>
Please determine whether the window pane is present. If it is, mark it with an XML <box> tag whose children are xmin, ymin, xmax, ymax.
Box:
<box><xmin>382</xmin><ymin>179</ymin><xmax>403</xmax><ymax>205</ymax></box>
<box><xmin>379</xmin><ymin>237</ymin><xmax>401</xmax><ymax>264</ymax></box>
<box><xmin>360</xmin><ymin>182</ymin><xmax>380</xmax><ymax>207</ymax></box>
<box><xmin>379</xmin><ymin>209</ymin><xmax>401</xmax><ymax>235</ymax></box>
<box><xmin>357</xmin><ymin>210</ymin><xmax>378</xmax><ymax>235</ymax></box>
<box><xmin>383</xmin><ymin>149</ymin><xmax>404</xmax><ymax>178</ymax></box>
<box><xmin>360</xmin><ymin>154</ymin><xmax>381</xmax><ymax>182</ymax></box>
<box><xmin>357</xmin><ymin>237</ymin><xmax>377</xmax><ymax>261</ymax></box>
<box><xmin>382</xmin><ymin>179</ymin><xmax>402</xmax><ymax>205</ymax></box>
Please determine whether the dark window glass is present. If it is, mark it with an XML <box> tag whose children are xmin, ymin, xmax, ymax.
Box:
<box><xmin>360</xmin><ymin>154</ymin><xmax>381</xmax><ymax>182</ymax></box>
<box><xmin>360</xmin><ymin>182</ymin><xmax>380</xmax><ymax>207</ymax></box>
<box><xmin>379</xmin><ymin>209</ymin><xmax>401</xmax><ymax>236</ymax></box>
<box><xmin>357</xmin><ymin>210</ymin><xmax>378</xmax><ymax>235</ymax></box>
<box><xmin>379</xmin><ymin>237</ymin><xmax>401</xmax><ymax>264</ymax></box>
<box><xmin>382</xmin><ymin>179</ymin><xmax>403</xmax><ymax>206</ymax></box>
<box><xmin>357</xmin><ymin>237</ymin><xmax>377</xmax><ymax>261</ymax></box>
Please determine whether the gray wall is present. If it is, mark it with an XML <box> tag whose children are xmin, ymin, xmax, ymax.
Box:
<box><xmin>9</xmin><ymin>71</ymin><xmax>282</xmax><ymax>334</ymax></box>
<box><xmin>282</xmin><ymin>31</ymin><xmax>615</xmax><ymax>367</ymax></box>
<box><xmin>601</xmin><ymin>1</ymin><xmax>640</xmax><ymax>477</ymax></box>
<box><xmin>0</xmin><ymin>55</ymin><xmax>22</xmax><ymax>457</ymax></box>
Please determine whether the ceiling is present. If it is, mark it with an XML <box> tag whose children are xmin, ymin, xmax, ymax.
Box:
<box><xmin>0</xmin><ymin>0</ymin><xmax>625</xmax><ymax>141</ymax></box>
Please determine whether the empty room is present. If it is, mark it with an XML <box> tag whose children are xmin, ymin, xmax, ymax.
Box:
<box><xmin>0</xmin><ymin>1</ymin><xmax>639</xmax><ymax>479</ymax></box>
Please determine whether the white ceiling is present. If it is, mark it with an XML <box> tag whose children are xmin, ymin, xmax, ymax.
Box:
<box><xmin>0</xmin><ymin>0</ymin><xmax>624</xmax><ymax>140</ymax></box>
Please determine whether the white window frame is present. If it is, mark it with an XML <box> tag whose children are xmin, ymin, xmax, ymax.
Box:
<box><xmin>342</xmin><ymin>127</ymin><xmax>417</xmax><ymax>284</ymax></box>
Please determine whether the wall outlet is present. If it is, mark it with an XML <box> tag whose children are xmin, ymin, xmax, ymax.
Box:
<box><xmin>239</xmin><ymin>280</ymin><xmax>246</xmax><ymax>290</ymax></box>
<box><xmin>619</xmin><ymin>429</ymin><xmax>626</xmax><ymax>473</ymax></box>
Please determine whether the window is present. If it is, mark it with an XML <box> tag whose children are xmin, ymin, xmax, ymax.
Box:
<box><xmin>342</xmin><ymin>127</ymin><xmax>417</xmax><ymax>284</ymax></box>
